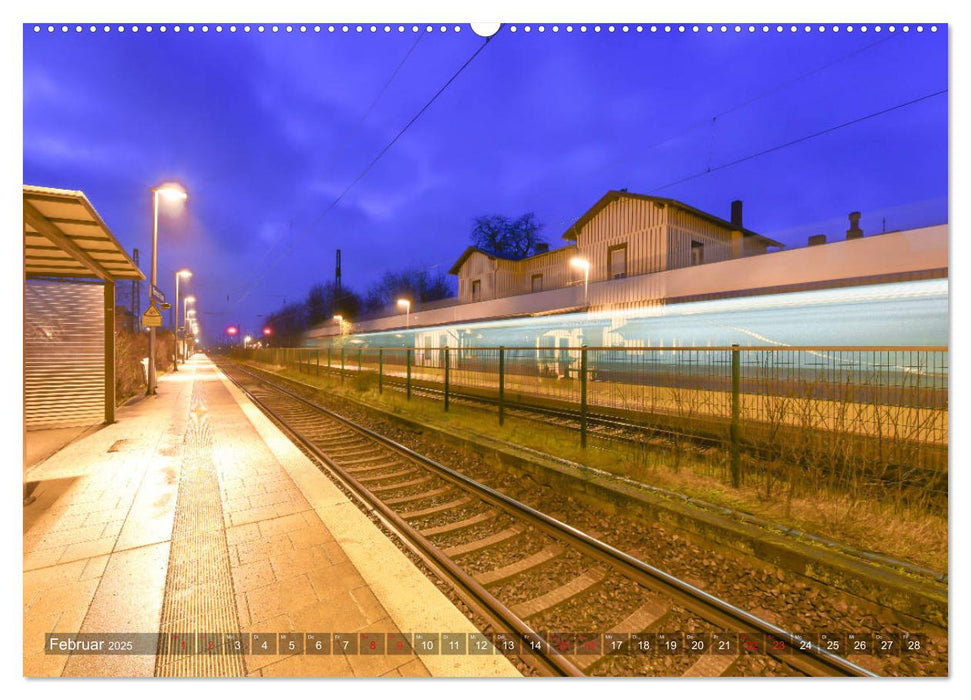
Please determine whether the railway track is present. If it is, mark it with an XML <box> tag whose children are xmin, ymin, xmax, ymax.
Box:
<box><xmin>317</xmin><ymin>362</ymin><xmax>722</xmax><ymax>448</ymax></box>
<box><xmin>278</xmin><ymin>361</ymin><xmax>948</xmax><ymax>500</ymax></box>
<box><xmin>219</xmin><ymin>360</ymin><xmax>876</xmax><ymax>678</ymax></box>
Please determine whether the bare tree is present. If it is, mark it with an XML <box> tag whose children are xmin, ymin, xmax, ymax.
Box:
<box><xmin>264</xmin><ymin>302</ymin><xmax>307</xmax><ymax>346</ymax></box>
<box><xmin>470</xmin><ymin>212</ymin><xmax>546</xmax><ymax>259</ymax></box>
<box><xmin>306</xmin><ymin>282</ymin><xmax>363</xmax><ymax>324</ymax></box>
<box><xmin>365</xmin><ymin>266</ymin><xmax>453</xmax><ymax>312</ymax></box>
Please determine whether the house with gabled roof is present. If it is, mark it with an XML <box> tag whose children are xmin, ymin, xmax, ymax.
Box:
<box><xmin>449</xmin><ymin>190</ymin><xmax>783</xmax><ymax>304</ymax></box>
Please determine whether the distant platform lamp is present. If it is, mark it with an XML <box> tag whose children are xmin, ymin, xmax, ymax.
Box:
<box><xmin>397</xmin><ymin>299</ymin><xmax>412</xmax><ymax>329</ymax></box>
<box><xmin>173</xmin><ymin>269</ymin><xmax>191</xmax><ymax>371</ymax></box>
<box><xmin>570</xmin><ymin>257</ymin><xmax>591</xmax><ymax>306</ymax></box>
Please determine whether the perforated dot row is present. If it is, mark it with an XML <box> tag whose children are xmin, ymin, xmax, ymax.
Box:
<box><xmin>31</xmin><ymin>24</ymin><xmax>940</xmax><ymax>35</ymax></box>
<box><xmin>507</xmin><ymin>24</ymin><xmax>935</xmax><ymax>34</ymax></box>
<box><xmin>31</xmin><ymin>24</ymin><xmax>467</xmax><ymax>34</ymax></box>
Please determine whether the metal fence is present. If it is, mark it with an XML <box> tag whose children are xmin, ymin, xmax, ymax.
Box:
<box><xmin>237</xmin><ymin>345</ymin><xmax>948</xmax><ymax>483</ymax></box>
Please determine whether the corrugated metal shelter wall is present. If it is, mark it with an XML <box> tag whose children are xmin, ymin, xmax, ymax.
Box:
<box><xmin>576</xmin><ymin>198</ymin><xmax>668</xmax><ymax>282</ymax></box>
<box><xmin>666</xmin><ymin>209</ymin><xmax>734</xmax><ymax>269</ymax></box>
<box><xmin>25</xmin><ymin>279</ymin><xmax>105</xmax><ymax>429</ymax></box>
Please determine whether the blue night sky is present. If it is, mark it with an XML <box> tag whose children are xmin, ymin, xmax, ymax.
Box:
<box><xmin>23</xmin><ymin>24</ymin><xmax>948</xmax><ymax>341</ymax></box>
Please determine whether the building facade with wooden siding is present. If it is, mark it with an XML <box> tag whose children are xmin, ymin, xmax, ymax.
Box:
<box><xmin>307</xmin><ymin>224</ymin><xmax>947</xmax><ymax>342</ymax></box>
<box><xmin>450</xmin><ymin>191</ymin><xmax>781</xmax><ymax>304</ymax></box>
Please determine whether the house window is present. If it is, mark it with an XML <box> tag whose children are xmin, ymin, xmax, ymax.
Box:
<box><xmin>607</xmin><ymin>243</ymin><xmax>628</xmax><ymax>279</ymax></box>
<box><xmin>691</xmin><ymin>240</ymin><xmax>704</xmax><ymax>266</ymax></box>
<box><xmin>531</xmin><ymin>273</ymin><xmax>543</xmax><ymax>292</ymax></box>
<box><xmin>471</xmin><ymin>279</ymin><xmax>481</xmax><ymax>301</ymax></box>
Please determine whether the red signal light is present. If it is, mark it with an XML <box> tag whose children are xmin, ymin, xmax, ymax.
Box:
<box><xmin>263</xmin><ymin>327</ymin><xmax>272</xmax><ymax>336</ymax></box>
<box><xmin>226</xmin><ymin>326</ymin><xmax>238</xmax><ymax>336</ymax></box>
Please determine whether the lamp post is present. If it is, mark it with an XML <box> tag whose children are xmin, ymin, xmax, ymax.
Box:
<box><xmin>173</xmin><ymin>269</ymin><xmax>191</xmax><ymax>371</ymax></box>
<box><xmin>147</xmin><ymin>183</ymin><xmax>188</xmax><ymax>394</ymax></box>
<box><xmin>188</xmin><ymin>317</ymin><xmax>199</xmax><ymax>357</ymax></box>
<box><xmin>570</xmin><ymin>257</ymin><xmax>590</xmax><ymax>306</ymax></box>
<box><xmin>182</xmin><ymin>290</ymin><xmax>196</xmax><ymax>362</ymax></box>
<box><xmin>145</xmin><ymin>183</ymin><xmax>188</xmax><ymax>395</ymax></box>
<box><xmin>396</xmin><ymin>299</ymin><xmax>411</xmax><ymax>329</ymax></box>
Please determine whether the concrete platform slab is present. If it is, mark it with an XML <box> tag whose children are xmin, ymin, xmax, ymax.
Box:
<box><xmin>23</xmin><ymin>355</ymin><xmax>519</xmax><ymax>678</ymax></box>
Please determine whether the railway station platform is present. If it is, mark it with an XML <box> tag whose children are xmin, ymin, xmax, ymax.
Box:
<box><xmin>23</xmin><ymin>355</ymin><xmax>519</xmax><ymax>678</ymax></box>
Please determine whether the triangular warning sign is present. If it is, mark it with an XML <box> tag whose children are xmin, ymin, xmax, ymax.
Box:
<box><xmin>142</xmin><ymin>304</ymin><xmax>163</xmax><ymax>328</ymax></box>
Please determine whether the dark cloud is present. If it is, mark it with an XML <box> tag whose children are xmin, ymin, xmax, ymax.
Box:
<box><xmin>23</xmin><ymin>26</ymin><xmax>947</xmax><ymax>341</ymax></box>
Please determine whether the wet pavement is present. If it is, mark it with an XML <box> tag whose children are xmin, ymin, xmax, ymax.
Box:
<box><xmin>23</xmin><ymin>355</ymin><xmax>518</xmax><ymax>678</ymax></box>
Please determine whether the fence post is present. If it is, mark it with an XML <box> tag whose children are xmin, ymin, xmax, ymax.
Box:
<box><xmin>340</xmin><ymin>347</ymin><xmax>345</xmax><ymax>383</ymax></box>
<box><xmin>444</xmin><ymin>346</ymin><xmax>450</xmax><ymax>412</ymax></box>
<box><xmin>730</xmin><ymin>343</ymin><xmax>741</xmax><ymax>487</ymax></box>
<box><xmin>406</xmin><ymin>348</ymin><xmax>412</xmax><ymax>400</ymax></box>
<box><xmin>316</xmin><ymin>349</ymin><xmax>320</xmax><ymax>376</ymax></box>
<box><xmin>379</xmin><ymin>349</ymin><xmax>384</xmax><ymax>393</ymax></box>
<box><xmin>327</xmin><ymin>347</ymin><xmax>332</xmax><ymax>369</ymax></box>
<box><xmin>580</xmin><ymin>346</ymin><xmax>588</xmax><ymax>448</ymax></box>
<box><xmin>358</xmin><ymin>348</ymin><xmax>362</xmax><ymax>373</ymax></box>
<box><xmin>498</xmin><ymin>346</ymin><xmax>505</xmax><ymax>426</ymax></box>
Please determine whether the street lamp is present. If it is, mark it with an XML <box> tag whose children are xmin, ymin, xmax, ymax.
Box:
<box><xmin>147</xmin><ymin>182</ymin><xmax>188</xmax><ymax>394</ymax></box>
<box><xmin>396</xmin><ymin>299</ymin><xmax>411</xmax><ymax>329</ymax></box>
<box><xmin>570</xmin><ymin>257</ymin><xmax>591</xmax><ymax>306</ymax></box>
<box><xmin>173</xmin><ymin>269</ymin><xmax>191</xmax><ymax>371</ymax></box>
<box><xmin>183</xmin><ymin>295</ymin><xmax>196</xmax><ymax>362</ymax></box>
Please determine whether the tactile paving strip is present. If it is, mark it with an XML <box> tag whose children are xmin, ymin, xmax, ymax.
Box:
<box><xmin>154</xmin><ymin>385</ymin><xmax>246</xmax><ymax>677</ymax></box>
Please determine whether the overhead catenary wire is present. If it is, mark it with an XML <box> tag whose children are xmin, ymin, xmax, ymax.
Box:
<box><xmin>235</xmin><ymin>32</ymin><xmax>497</xmax><ymax>306</ymax></box>
<box><xmin>552</xmin><ymin>32</ymin><xmax>901</xmax><ymax>233</ymax></box>
<box><xmin>649</xmin><ymin>87</ymin><xmax>947</xmax><ymax>193</ymax></box>
<box><xmin>337</xmin><ymin>32</ymin><xmax>426</xmax><ymax>158</ymax></box>
<box><xmin>248</xmin><ymin>33</ymin><xmax>426</xmax><ymax>277</ymax></box>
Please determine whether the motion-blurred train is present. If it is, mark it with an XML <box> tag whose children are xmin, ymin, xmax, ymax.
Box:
<box><xmin>330</xmin><ymin>277</ymin><xmax>947</xmax><ymax>353</ymax></box>
<box><xmin>307</xmin><ymin>220</ymin><xmax>948</xmax><ymax>357</ymax></box>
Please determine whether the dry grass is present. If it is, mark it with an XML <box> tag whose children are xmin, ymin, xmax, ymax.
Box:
<box><xmin>243</xmin><ymin>358</ymin><xmax>948</xmax><ymax>573</ymax></box>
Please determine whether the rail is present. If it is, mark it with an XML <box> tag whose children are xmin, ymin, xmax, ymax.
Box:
<box><xmin>219</xmin><ymin>360</ymin><xmax>878</xmax><ymax>677</ymax></box>
<box><xmin>234</xmin><ymin>344</ymin><xmax>948</xmax><ymax>482</ymax></box>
